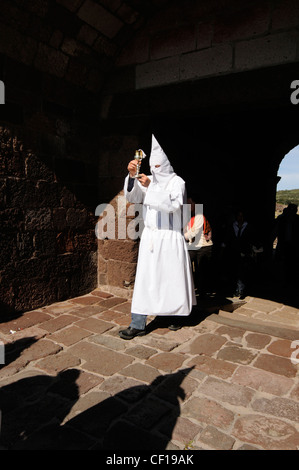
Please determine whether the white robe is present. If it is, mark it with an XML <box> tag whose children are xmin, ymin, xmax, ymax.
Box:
<box><xmin>124</xmin><ymin>174</ymin><xmax>196</xmax><ymax>317</ymax></box>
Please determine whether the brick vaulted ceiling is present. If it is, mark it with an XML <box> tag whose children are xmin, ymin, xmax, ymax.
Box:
<box><xmin>0</xmin><ymin>0</ymin><xmax>173</xmax><ymax>93</ymax></box>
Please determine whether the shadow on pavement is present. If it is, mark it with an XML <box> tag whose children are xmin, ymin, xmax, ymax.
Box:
<box><xmin>0</xmin><ymin>367</ymin><xmax>194</xmax><ymax>450</ymax></box>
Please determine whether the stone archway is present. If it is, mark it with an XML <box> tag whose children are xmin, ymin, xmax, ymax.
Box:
<box><xmin>277</xmin><ymin>145</ymin><xmax>299</xmax><ymax>193</ymax></box>
<box><xmin>1</xmin><ymin>0</ymin><xmax>299</xmax><ymax>313</ymax></box>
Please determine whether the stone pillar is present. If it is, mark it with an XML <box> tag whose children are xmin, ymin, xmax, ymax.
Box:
<box><xmin>97</xmin><ymin>134</ymin><xmax>142</xmax><ymax>298</ymax></box>
<box><xmin>96</xmin><ymin>191</ymin><xmax>139</xmax><ymax>298</ymax></box>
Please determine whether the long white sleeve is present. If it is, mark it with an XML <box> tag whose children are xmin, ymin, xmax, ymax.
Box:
<box><xmin>184</xmin><ymin>213</ymin><xmax>204</xmax><ymax>242</ymax></box>
<box><xmin>123</xmin><ymin>174</ymin><xmax>147</xmax><ymax>203</ymax></box>
<box><xmin>143</xmin><ymin>180</ymin><xmax>184</xmax><ymax>213</ymax></box>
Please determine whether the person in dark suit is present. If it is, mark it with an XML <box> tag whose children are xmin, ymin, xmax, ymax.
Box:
<box><xmin>222</xmin><ymin>209</ymin><xmax>254</xmax><ymax>298</ymax></box>
<box><xmin>273</xmin><ymin>203</ymin><xmax>299</xmax><ymax>284</ymax></box>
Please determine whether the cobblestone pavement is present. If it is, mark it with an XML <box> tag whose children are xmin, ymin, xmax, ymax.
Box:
<box><xmin>0</xmin><ymin>289</ymin><xmax>298</xmax><ymax>450</ymax></box>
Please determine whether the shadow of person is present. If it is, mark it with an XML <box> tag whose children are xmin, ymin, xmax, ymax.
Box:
<box><xmin>1</xmin><ymin>367</ymin><xmax>194</xmax><ymax>450</ymax></box>
<box><xmin>0</xmin><ymin>369</ymin><xmax>80</xmax><ymax>449</ymax></box>
<box><xmin>145</xmin><ymin>297</ymin><xmax>241</xmax><ymax>333</ymax></box>
<box><xmin>65</xmin><ymin>367</ymin><xmax>194</xmax><ymax>450</ymax></box>
<box><xmin>0</xmin><ymin>337</ymin><xmax>37</xmax><ymax>370</ymax></box>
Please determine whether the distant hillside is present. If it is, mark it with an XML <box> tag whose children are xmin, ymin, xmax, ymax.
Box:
<box><xmin>276</xmin><ymin>189</ymin><xmax>299</xmax><ymax>206</ymax></box>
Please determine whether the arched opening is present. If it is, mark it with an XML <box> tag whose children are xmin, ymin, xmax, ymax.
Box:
<box><xmin>270</xmin><ymin>145</ymin><xmax>299</xmax><ymax>302</ymax></box>
<box><xmin>275</xmin><ymin>145</ymin><xmax>299</xmax><ymax>251</ymax></box>
<box><xmin>276</xmin><ymin>145</ymin><xmax>299</xmax><ymax>215</ymax></box>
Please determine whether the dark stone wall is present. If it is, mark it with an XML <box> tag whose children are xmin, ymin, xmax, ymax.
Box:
<box><xmin>0</xmin><ymin>57</ymin><xmax>99</xmax><ymax>316</ymax></box>
<box><xmin>112</xmin><ymin>0</ymin><xmax>299</xmax><ymax>92</ymax></box>
<box><xmin>0</xmin><ymin>0</ymin><xmax>169</xmax><ymax>312</ymax></box>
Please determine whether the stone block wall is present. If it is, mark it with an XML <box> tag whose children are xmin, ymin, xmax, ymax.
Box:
<box><xmin>0</xmin><ymin>0</ymin><xmax>154</xmax><ymax>313</ymax></box>
<box><xmin>0</xmin><ymin>0</ymin><xmax>107</xmax><ymax>314</ymax></box>
<box><xmin>0</xmin><ymin>119</ymin><xmax>98</xmax><ymax>315</ymax></box>
<box><xmin>113</xmin><ymin>0</ymin><xmax>299</xmax><ymax>92</ymax></box>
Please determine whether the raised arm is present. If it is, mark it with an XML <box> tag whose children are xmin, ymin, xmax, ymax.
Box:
<box><xmin>124</xmin><ymin>160</ymin><xmax>151</xmax><ymax>203</ymax></box>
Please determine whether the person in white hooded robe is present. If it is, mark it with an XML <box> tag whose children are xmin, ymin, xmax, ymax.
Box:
<box><xmin>119</xmin><ymin>135</ymin><xmax>196</xmax><ymax>340</ymax></box>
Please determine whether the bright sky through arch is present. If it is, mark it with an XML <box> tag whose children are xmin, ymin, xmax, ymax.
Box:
<box><xmin>277</xmin><ymin>145</ymin><xmax>299</xmax><ymax>190</ymax></box>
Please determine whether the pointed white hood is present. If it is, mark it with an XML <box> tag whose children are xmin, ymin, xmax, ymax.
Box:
<box><xmin>149</xmin><ymin>135</ymin><xmax>176</xmax><ymax>188</ymax></box>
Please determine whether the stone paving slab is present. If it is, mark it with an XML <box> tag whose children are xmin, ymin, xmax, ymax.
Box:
<box><xmin>219</xmin><ymin>295</ymin><xmax>299</xmax><ymax>335</ymax></box>
<box><xmin>0</xmin><ymin>288</ymin><xmax>298</xmax><ymax>450</ymax></box>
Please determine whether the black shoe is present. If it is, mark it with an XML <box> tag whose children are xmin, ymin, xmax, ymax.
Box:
<box><xmin>168</xmin><ymin>324</ymin><xmax>182</xmax><ymax>331</ymax></box>
<box><xmin>118</xmin><ymin>326</ymin><xmax>146</xmax><ymax>340</ymax></box>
